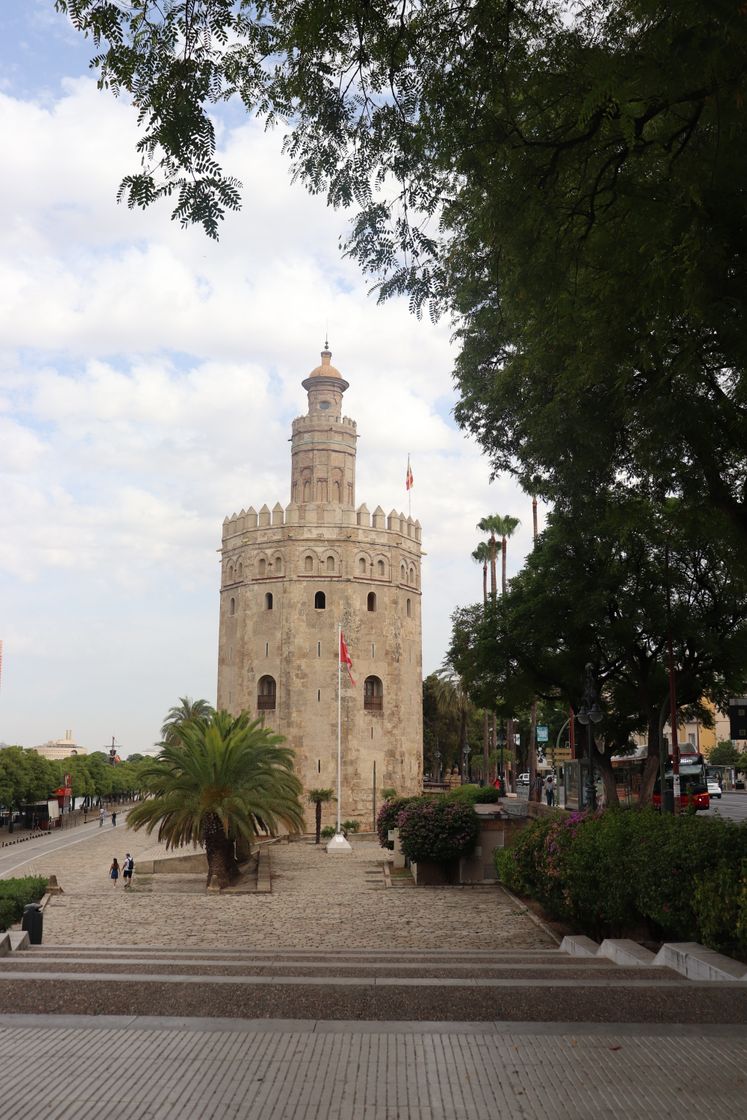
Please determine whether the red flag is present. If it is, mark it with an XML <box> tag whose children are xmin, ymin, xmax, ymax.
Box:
<box><xmin>340</xmin><ymin>631</ymin><xmax>356</xmax><ymax>685</ymax></box>
<box><xmin>405</xmin><ymin>458</ymin><xmax>414</xmax><ymax>491</ymax></box>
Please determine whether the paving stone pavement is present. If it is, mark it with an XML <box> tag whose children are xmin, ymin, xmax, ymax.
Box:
<box><xmin>14</xmin><ymin>822</ymin><xmax>555</xmax><ymax>950</ymax></box>
<box><xmin>1</xmin><ymin>1016</ymin><xmax>744</xmax><ymax>1120</ymax></box>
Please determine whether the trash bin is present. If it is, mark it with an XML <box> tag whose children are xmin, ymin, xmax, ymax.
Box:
<box><xmin>21</xmin><ymin>903</ymin><xmax>43</xmax><ymax>945</ymax></box>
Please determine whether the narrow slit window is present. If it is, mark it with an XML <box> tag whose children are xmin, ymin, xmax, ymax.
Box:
<box><xmin>317</xmin><ymin>689</ymin><xmax>321</xmax><ymax>702</ymax></box>
<box><xmin>317</xmin><ymin>641</ymin><xmax>321</xmax><ymax>657</ymax></box>
<box><xmin>265</xmin><ymin>642</ymin><xmax>269</xmax><ymax>657</ymax></box>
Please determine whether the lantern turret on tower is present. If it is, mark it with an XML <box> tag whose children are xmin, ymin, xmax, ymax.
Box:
<box><xmin>290</xmin><ymin>347</ymin><xmax>357</xmax><ymax>507</ymax></box>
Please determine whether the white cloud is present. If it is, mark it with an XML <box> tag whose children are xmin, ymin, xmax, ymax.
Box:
<box><xmin>0</xmin><ymin>59</ymin><xmax>538</xmax><ymax>754</ymax></box>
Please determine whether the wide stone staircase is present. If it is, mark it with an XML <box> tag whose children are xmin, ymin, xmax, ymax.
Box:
<box><xmin>1</xmin><ymin>943</ymin><xmax>745</xmax><ymax>1023</ymax></box>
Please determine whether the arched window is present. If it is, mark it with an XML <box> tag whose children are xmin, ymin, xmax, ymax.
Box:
<box><xmin>229</xmin><ymin>597</ymin><xmax>236</xmax><ymax>616</ymax></box>
<box><xmin>304</xmin><ymin>555</ymin><xmax>313</xmax><ymax>573</ymax></box>
<box><xmin>265</xmin><ymin>592</ymin><xmax>273</xmax><ymax>610</ymax></box>
<box><xmin>406</xmin><ymin>598</ymin><xmax>412</xmax><ymax>618</ymax></box>
<box><xmin>409</xmin><ymin>565</ymin><xmax>415</xmax><ymax>585</ymax></box>
<box><xmin>274</xmin><ymin>555</ymin><xmax>283</xmax><ymax>576</ymax></box>
<box><xmin>258</xmin><ymin>558</ymin><xmax>266</xmax><ymax>577</ymax></box>
<box><xmin>377</xmin><ymin>559</ymin><xmax>385</xmax><ymax>577</ymax></box>
<box><xmin>367</xmin><ymin>592</ymin><xmax>376</xmax><ymax>612</ymax></box>
<box><xmin>303</xmin><ymin>479</ymin><xmax>311</xmax><ymax>502</ymax></box>
<box><xmin>333</xmin><ymin>480</ymin><xmax>341</xmax><ymax>502</ymax></box>
<box><xmin>315</xmin><ymin>591</ymin><xmax>326</xmax><ymax>610</ymax></box>
<box><xmin>364</xmin><ymin>676</ymin><xmax>383</xmax><ymax>712</ymax></box>
<box><xmin>237</xmin><ymin>561</ymin><xmax>243</xmax><ymax>579</ymax></box>
<box><xmin>358</xmin><ymin>557</ymin><xmax>366</xmax><ymax>575</ymax></box>
<box><xmin>227</xmin><ymin>563</ymin><xmax>234</xmax><ymax>583</ymax></box>
<box><xmin>326</xmin><ymin>554</ymin><xmax>336</xmax><ymax>574</ymax></box>
<box><xmin>257</xmin><ymin>675</ymin><xmax>276</xmax><ymax>711</ymax></box>
<box><xmin>401</xmin><ymin>562</ymin><xmax>407</xmax><ymax>582</ymax></box>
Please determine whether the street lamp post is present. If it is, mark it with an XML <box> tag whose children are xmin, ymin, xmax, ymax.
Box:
<box><xmin>497</xmin><ymin>728</ymin><xmax>506</xmax><ymax>792</ymax></box>
<box><xmin>576</xmin><ymin>663</ymin><xmax>603</xmax><ymax>811</ymax></box>
<box><xmin>434</xmin><ymin>748</ymin><xmax>442</xmax><ymax>784</ymax></box>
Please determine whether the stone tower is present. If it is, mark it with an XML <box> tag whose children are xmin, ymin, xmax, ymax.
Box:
<box><xmin>217</xmin><ymin>348</ymin><xmax>423</xmax><ymax>827</ymax></box>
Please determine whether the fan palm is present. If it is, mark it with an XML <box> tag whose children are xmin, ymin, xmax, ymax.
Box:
<box><xmin>128</xmin><ymin>710</ymin><xmax>304</xmax><ymax>889</ymax></box>
<box><xmin>307</xmin><ymin>788</ymin><xmax>335</xmax><ymax>844</ymax></box>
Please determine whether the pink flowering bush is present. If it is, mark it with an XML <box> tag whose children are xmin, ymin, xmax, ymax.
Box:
<box><xmin>396</xmin><ymin>798</ymin><xmax>480</xmax><ymax>864</ymax></box>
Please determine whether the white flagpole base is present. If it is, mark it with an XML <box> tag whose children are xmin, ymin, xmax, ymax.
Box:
<box><xmin>326</xmin><ymin>832</ymin><xmax>353</xmax><ymax>853</ymax></box>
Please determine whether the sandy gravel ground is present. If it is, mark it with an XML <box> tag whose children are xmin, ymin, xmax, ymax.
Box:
<box><xmin>18</xmin><ymin>821</ymin><xmax>554</xmax><ymax>950</ymax></box>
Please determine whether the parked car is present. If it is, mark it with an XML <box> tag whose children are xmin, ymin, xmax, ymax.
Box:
<box><xmin>707</xmin><ymin>779</ymin><xmax>722</xmax><ymax>799</ymax></box>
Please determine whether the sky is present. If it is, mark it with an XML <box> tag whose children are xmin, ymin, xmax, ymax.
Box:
<box><xmin>0</xmin><ymin>1</ymin><xmax>540</xmax><ymax>756</ymax></box>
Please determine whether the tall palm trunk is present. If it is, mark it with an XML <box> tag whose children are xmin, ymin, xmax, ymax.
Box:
<box><xmin>203</xmin><ymin>812</ymin><xmax>239</xmax><ymax>890</ymax></box>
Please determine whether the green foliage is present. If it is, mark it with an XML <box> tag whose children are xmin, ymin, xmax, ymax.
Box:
<box><xmin>127</xmin><ymin>708</ymin><xmax>304</xmax><ymax>887</ymax></box>
<box><xmin>380</xmin><ymin>788</ymin><xmax>397</xmax><ymax>801</ymax></box>
<box><xmin>447</xmin><ymin>784</ymin><xmax>501</xmax><ymax>805</ymax></box>
<box><xmin>320</xmin><ymin>825</ymin><xmax>336</xmax><ymax>840</ymax></box>
<box><xmin>708</xmin><ymin>742</ymin><xmax>746</xmax><ymax>768</ymax></box>
<box><xmin>0</xmin><ymin>877</ymin><xmax>48</xmax><ymax>931</ymax></box>
<box><xmin>495</xmin><ymin>809</ymin><xmax>747</xmax><ymax>953</ymax></box>
<box><xmin>376</xmin><ymin>797</ymin><xmax>419</xmax><ymax>849</ymax></box>
<box><xmin>396</xmin><ymin>799</ymin><xmax>479</xmax><ymax>865</ymax></box>
<box><xmin>341</xmin><ymin>820</ymin><xmax>360</xmax><ymax>834</ymax></box>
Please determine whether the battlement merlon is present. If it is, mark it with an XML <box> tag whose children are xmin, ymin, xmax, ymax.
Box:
<box><xmin>221</xmin><ymin>503</ymin><xmax>422</xmax><ymax>547</ymax></box>
<box><xmin>291</xmin><ymin>414</ymin><xmax>358</xmax><ymax>433</ymax></box>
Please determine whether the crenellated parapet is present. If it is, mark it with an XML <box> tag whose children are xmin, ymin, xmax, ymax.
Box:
<box><xmin>222</xmin><ymin>502</ymin><xmax>422</xmax><ymax>545</ymax></box>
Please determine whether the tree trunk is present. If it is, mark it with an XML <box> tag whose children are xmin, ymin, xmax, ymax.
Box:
<box><xmin>203</xmin><ymin>812</ymin><xmax>239</xmax><ymax>890</ymax></box>
<box><xmin>315</xmin><ymin>800</ymin><xmax>322</xmax><ymax>844</ymax></box>
<box><xmin>489</xmin><ymin>537</ymin><xmax>497</xmax><ymax>600</ymax></box>
<box><xmin>595</xmin><ymin>749</ymin><xmax>619</xmax><ymax>808</ymax></box>
<box><xmin>501</xmin><ymin>537</ymin><xmax>507</xmax><ymax>594</ymax></box>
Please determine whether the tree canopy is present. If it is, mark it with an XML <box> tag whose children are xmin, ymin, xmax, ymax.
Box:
<box><xmin>55</xmin><ymin>1</ymin><xmax>747</xmax><ymax>549</ymax></box>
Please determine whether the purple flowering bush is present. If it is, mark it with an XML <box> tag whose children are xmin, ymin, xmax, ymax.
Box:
<box><xmin>396</xmin><ymin>798</ymin><xmax>480</xmax><ymax>865</ymax></box>
<box><xmin>376</xmin><ymin>797</ymin><xmax>419</xmax><ymax>849</ymax></box>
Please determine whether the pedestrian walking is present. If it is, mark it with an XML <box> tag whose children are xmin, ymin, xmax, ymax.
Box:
<box><xmin>99</xmin><ymin>807</ymin><xmax>107</xmax><ymax>828</ymax></box>
<box><xmin>544</xmin><ymin>773</ymin><xmax>555</xmax><ymax>807</ymax></box>
<box><xmin>122</xmin><ymin>853</ymin><xmax>134</xmax><ymax>889</ymax></box>
<box><xmin>111</xmin><ymin>811</ymin><xmax>117</xmax><ymax>827</ymax></box>
<box><xmin>109</xmin><ymin>857</ymin><xmax>120</xmax><ymax>886</ymax></box>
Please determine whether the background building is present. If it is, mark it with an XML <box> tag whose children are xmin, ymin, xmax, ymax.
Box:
<box><xmin>33</xmin><ymin>730</ymin><xmax>87</xmax><ymax>761</ymax></box>
<box><xmin>217</xmin><ymin>348</ymin><xmax>423</xmax><ymax>827</ymax></box>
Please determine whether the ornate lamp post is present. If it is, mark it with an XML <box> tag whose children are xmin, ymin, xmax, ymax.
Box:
<box><xmin>576</xmin><ymin>663</ymin><xmax>603</xmax><ymax>810</ymax></box>
<box><xmin>497</xmin><ymin>727</ymin><xmax>506</xmax><ymax>792</ymax></box>
<box><xmin>462</xmin><ymin>743</ymin><xmax>472</xmax><ymax>784</ymax></box>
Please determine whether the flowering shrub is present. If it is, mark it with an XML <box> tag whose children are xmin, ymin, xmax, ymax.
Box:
<box><xmin>376</xmin><ymin>797</ymin><xmax>419</xmax><ymax>849</ymax></box>
<box><xmin>396</xmin><ymin>799</ymin><xmax>479</xmax><ymax>865</ymax></box>
<box><xmin>495</xmin><ymin>808</ymin><xmax>747</xmax><ymax>955</ymax></box>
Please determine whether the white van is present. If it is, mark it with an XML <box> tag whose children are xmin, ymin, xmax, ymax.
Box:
<box><xmin>517</xmin><ymin>773</ymin><xmax>530</xmax><ymax>785</ymax></box>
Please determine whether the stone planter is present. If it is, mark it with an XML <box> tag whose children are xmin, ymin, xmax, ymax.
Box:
<box><xmin>410</xmin><ymin>858</ymin><xmax>459</xmax><ymax>886</ymax></box>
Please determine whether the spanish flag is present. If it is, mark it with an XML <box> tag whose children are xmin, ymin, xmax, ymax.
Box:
<box><xmin>406</xmin><ymin>456</ymin><xmax>414</xmax><ymax>491</ymax></box>
<box><xmin>340</xmin><ymin>631</ymin><xmax>356</xmax><ymax>685</ymax></box>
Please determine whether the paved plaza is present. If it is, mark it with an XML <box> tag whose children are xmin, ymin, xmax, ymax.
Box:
<box><xmin>14</xmin><ymin>820</ymin><xmax>555</xmax><ymax>950</ymax></box>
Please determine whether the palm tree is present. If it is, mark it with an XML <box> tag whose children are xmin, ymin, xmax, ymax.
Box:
<box><xmin>433</xmin><ymin>665</ymin><xmax>475</xmax><ymax>783</ymax></box>
<box><xmin>160</xmin><ymin>697</ymin><xmax>215</xmax><ymax>746</ymax></box>
<box><xmin>476</xmin><ymin>516</ymin><xmax>500</xmax><ymax>599</ymax></box>
<box><xmin>307</xmin><ymin>788</ymin><xmax>334</xmax><ymax>844</ymax></box>
<box><xmin>128</xmin><ymin>710</ymin><xmax>304</xmax><ymax>889</ymax></box>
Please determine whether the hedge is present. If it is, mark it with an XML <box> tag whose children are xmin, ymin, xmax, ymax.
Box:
<box><xmin>0</xmin><ymin>876</ymin><xmax>48</xmax><ymax>931</ymax></box>
<box><xmin>447</xmin><ymin>784</ymin><xmax>501</xmax><ymax>805</ymax></box>
<box><xmin>495</xmin><ymin>808</ymin><xmax>747</xmax><ymax>957</ymax></box>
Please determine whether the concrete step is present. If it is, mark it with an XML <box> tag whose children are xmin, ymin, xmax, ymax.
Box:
<box><xmin>0</xmin><ymin>969</ymin><xmax>744</xmax><ymax>1023</ymax></box>
<box><xmin>0</xmin><ymin>955</ymin><xmax>678</xmax><ymax>980</ymax></box>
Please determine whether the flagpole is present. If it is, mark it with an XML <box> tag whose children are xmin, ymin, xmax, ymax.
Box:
<box><xmin>328</xmin><ymin>625</ymin><xmax>352</xmax><ymax>852</ymax></box>
<box><xmin>337</xmin><ymin>622</ymin><xmax>342</xmax><ymax>834</ymax></box>
<box><xmin>407</xmin><ymin>453</ymin><xmax>411</xmax><ymax>518</ymax></box>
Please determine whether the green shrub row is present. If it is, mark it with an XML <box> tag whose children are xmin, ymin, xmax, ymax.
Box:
<box><xmin>495</xmin><ymin>809</ymin><xmax>747</xmax><ymax>957</ymax></box>
<box><xmin>0</xmin><ymin>876</ymin><xmax>48</xmax><ymax>931</ymax></box>
<box><xmin>446</xmin><ymin>784</ymin><xmax>501</xmax><ymax>805</ymax></box>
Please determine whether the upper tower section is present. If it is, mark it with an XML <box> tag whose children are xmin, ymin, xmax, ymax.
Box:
<box><xmin>290</xmin><ymin>347</ymin><xmax>358</xmax><ymax>507</ymax></box>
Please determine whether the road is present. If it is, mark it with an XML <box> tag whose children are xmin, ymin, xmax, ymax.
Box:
<box><xmin>700</xmin><ymin>790</ymin><xmax>747</xmax><ymax>824</ymax></box>
<box><xmin>0</xmin><ymin>813</ymin><xmax>130</xmax><ymax>880</ymax></box>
